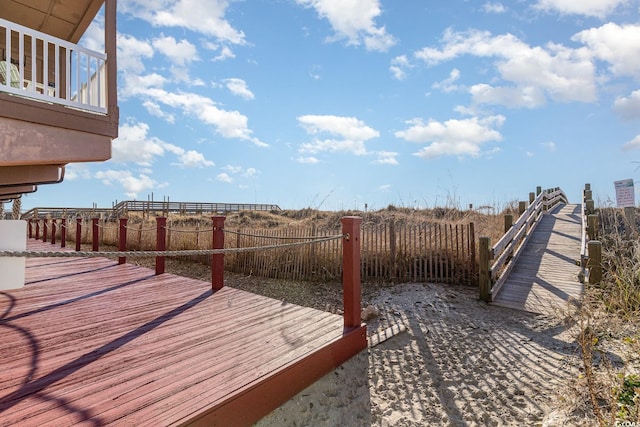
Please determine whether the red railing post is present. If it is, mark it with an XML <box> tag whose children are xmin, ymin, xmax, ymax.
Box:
<box><xmin>119</xmin><ymin>218</ymin><xmax>128</xmax><ymax>265</ymax></box>
<box><xmin>42</xmin><ymin>218</ymin><xmax>48</xmax><ymax>243</ymax></box>
<box><xmin>35</xmin><ymin>219</ymin><xmax>40</xmax><ymax>240</ymax></box>
<box><xmin>61</xmin><ymin>218</ymin><xmax>67</xmax><ymax>248</ymax></box>
<box><xmin>341</xmin><ymin>216</ymin><xmax>362</xmax><ymax>330</ymax></box>
<box><xmin>211</xmin><ymin>216</ymin><xmax>225</xmax><ymax>291</ymax></box>
<box><xmin>92</xmin><ymin>218</ymin><xmax>99</xmax><ymax>252</ymax></box>
<box><xmin>75</xmin><ymin>217</ymin><xmax>82</xmax><ymax>251</ymax></box>
<box><xmin>28</xmin><ymin>219</ymin><xmax>33</xmax><ymax>238</ymax></box>
<box><xmin>156</xmin><ymin>217</ymin><xmax>166</xmax><ymax>275</ymax></box>
<box><xmin>51</xmin><ymin>219</ymin><xmax>57</xmax><ymax>245</ymax></box>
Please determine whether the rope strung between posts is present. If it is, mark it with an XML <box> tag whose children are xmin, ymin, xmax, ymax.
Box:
<box><xmin>222</xmin><ymin>228</ymin><xmax>332</xmax><ymax>241</ymax></box>
<box><xmin>164</xmin><ymin>226</ymin><xmax>214</xmax><ymax>234</ymax></box>
<box><xmin>123</xmin><ymin>225</ymin><xmax>157</xmax><ymax>232</ymax></box>
<box><xmin>0</xmin><ymin>234</ymin><xmax>346</xmax><ymax>258</ymax></box>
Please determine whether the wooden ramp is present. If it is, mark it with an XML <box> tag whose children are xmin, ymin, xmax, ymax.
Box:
<box><xmin>492</xmin><ymin>204</ymin><xmax>584</xmax><ymax>315</ymax></box>
<box><xmin>0</xmin><ymin>240</ymin><xmax>366</xmax><ymax>426</ymax></box>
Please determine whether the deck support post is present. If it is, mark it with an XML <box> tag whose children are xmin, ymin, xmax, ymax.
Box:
<box><xmin>61</xmin><ymin>218</ymin><xmax>67</xmax><ymax>248</ymax></box>
<box><xmin>587</xmin><ymin>240</ymin><xmax>602</xmax><ymax>286</ymax></box>
<box><xmin>119</xmin><ymin>218</ymin><xmax>128</xmax><ymax>265</ymax></box>
<box><xmin>28</xmin><ymin>219</ymin><xmax>32</xmax><ymax>238</ymax></box>
<box><xmin>51</xmin><ymin>219</ymin><xmax>56</xmax><ymax>245</ymax></box>
<box><xmin>479</xmin><ymin>236</ymin><xmax>491</xmax><ymax>302</ymax></box>
<box><xmin>211</xmin><ymin>216</ymin><xmax>226</xmax><ymax>291</ymax></box>
<box><xmin>35</xmin><ymin>219</ymin><xmax>40</xmax><ymax>240</ymax></box>
<box><xmin>92</xmin><ymin>218</ymin><xmax>99</xmax><ymax>252</ymax></box>
<box><xmin>156</xmin><ymin>217</ymin><xmax>166</xmax><ymax>275</ymax></box>
<box><xmin>42</xmin><ymin>218</ymin><xmax>48</xmax><ymax>243</ymax></box>
<box><xmin>341</xmin><ymin>216</ymin><xmax>362</xmax><ymax>330</ymax></box>
<box><xmin>75</xmin><ymin>217</ymin><xmax>82</xmax><ymax>251</ymax></box>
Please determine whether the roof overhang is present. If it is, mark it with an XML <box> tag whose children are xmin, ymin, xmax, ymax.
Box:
<box><xmin>0</xmin><ymin>0</ymin><xmax>105</xmax><ymax>43</ymax></box>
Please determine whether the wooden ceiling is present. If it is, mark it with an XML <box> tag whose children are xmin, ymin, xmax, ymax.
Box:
<box><xmin>1</xmin><ymin>0</ymin><xmax>105</xmax><ymax>43</ymax></box>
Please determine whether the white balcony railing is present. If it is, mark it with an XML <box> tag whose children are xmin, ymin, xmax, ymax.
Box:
<box><xmin>0</xmin><ymin>17</ymin><xmax>107</xmax><ymax>114</ymax></box>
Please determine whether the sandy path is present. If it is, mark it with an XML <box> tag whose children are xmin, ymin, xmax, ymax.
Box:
<box><xmin>257</xmin><ymin>282</ymin><xmax>581</xmax><ymax>426</ymax></box>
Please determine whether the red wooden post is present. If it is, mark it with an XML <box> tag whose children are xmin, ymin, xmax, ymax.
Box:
<box><xmin>75</xmin><ymin>217</ymin><xmax>82</xmax><ymax>251</ymax></box>
<box><xmin>156</xmin><ymin>217</ymin><xmax>166</xmax><ymax>275</ymax></box>
<box><xmin>61</xmin><ymin>218</ymin><xmax>67</xmax><ymax>248</ymax></box>
<box><xmin>341</xmin><ymin>216</ymin><xmax>362</xmax><ymax>330</ymax></box>
<box><xmin>51</xmin><ymin>219</ymin><xmax>57</xmax><ymax>245</ymax></box>
<box><xmin>92</xmin><ymin>218</ymin><xmax>99</xmax><ymax>252</ymax></box>
<box><xmin>35</xmin><ymin>219</ymin><xmax>40</xmax><ymax>240</ymax></box>
<box><xmin>211</xmin><ymin>216</ymin><xmax>225</xmax><ymax>291</ymax></box>
<box><xmin>119</xmin><ymin>218</ymin><xmax>128</xmax><ymax>265</ymax></box>
<box><xmin>42</xmin><ymin>218</ymin><xmax>48</xmax><ymax>242</ymax></box>
<box><xmin>28</xmin><ymin>219</ymin><xmax>33</xmax><ymax>238</ymax></box>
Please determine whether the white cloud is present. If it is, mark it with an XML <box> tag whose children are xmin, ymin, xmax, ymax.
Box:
<box><xmin>390</xmin><ymin>55</ymin><xmax>412</xmax><ymax>80</ymax></box>
<box><xmin>573</xmin><ymin>23</ymin><xmax>640</xmax><ymax>78</ymax></box>
<box><xmin>373</xmin><ymin>151</ymin><xmax>399</xmax><ymax>165</ymax></box>
<box><xmin>296</xmin><ymin>156</ymin><xmax>320</xmax><ymax>164</ymax></box>
<box><xmin>622</xmin><ymin>135</ymin><xmax>640</xmax><ymax>151</ymax></box>
<box><xmin>94</xmin><ymin>170</ymin><xmax>157</xmax><ymax>198</ymax></box>
<box><xmin>224</xmin><ymin>78</ymin><xmax>255</xmax><ymax>100</ymax></box>
<box><xmin>470</xmin><ymin>84</ymin><xmax>547</xmax><ymax>108</ymax></box>
<box><xmin>216</xmin><ymin>173</ymin><xmax>233</xmax><ymax>183</ymax></box>
<box><xmin>379</xmin><ymin>184</ymin><xmax>391</xmax><ymax>192</ymax></box>
<box><xmin>117</xmin><ymin>33</ymin><xmax>155</xmax><ymax>74</ymax></box>
<box><xmin>395</xmin><ymin>115</ymin><xmax>505</xmax><ymax>159</ymax></box>
<box><xmin>533</xmin><ymin>0</ymin><xmax>630</xmax><ymax>18</ymax></box>
<box><xmin>541</xmin><ymin>141</ymin><xmax>557</xmax><ymax>151</ymax></box>
<box><xmin>113</xmin><ymin>121</ymin><xmax>214</xmax><ymax>168</ymax></box>
<box><xmin>121</xmin><ymin>0</ymin><xmax>246</xmax><ymax>44</ymax></box>
<box><xmin>142</xmin><ymin>100</ymin><xmax>176</xmax><ymax>123</ymax></box>
<box><xmin>483</xmin><ymin>2</ymin><xmax>507</xmax><ymax>13</ymax></box>
<box><xmin>415</xmin><ymin>28</ymin><xmax>598</xmax><ymax>106</ymax></box>
<box><xmin>295</xmin><ymin>0</ymin><xmax>396</xmax><ymax>52</ymax></box>
<box><xmin>432</xmin><ymin>68</ymin><xmax>462</xmax><ymax>93</ymax></box>
<box><xmin>297</xmin><ymin>115</ymin><xmax>379</xmax><ymax>155</ymax></box>
<box><xmin>614</xmin><ymin>90</ymin><xmax>640</xmax><ymax>120</ymax></box>
<box><xmin>152</xmin><ymin>35</ymin><xmax>198</xmax><ymax>66</ymax></box>
<box><xmin>222</xmin><ymin>165</ymin><xmax>259</xmax><ymax>177</ymax></box>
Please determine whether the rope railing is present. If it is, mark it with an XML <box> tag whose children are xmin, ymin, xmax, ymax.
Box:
<box><xmin>0</xmin><ymin>235</ymin><xmax>345</xmax><ymax>258</ymax></box>
<box><xmin>11</xmin><ymin>215</ymin><xmax>364</xmax><ymax>331</ymax></box>
<box><xmin>222</xmin><ymin>228</ymin><xmax>331</xmax><ymax>241</ymax></box>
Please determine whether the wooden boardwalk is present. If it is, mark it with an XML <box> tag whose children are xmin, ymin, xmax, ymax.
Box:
<box><xmin>492</xmin><ymin>204</ymin><xmax>584</xmax><ymax>315</ymax></box>
<box><xmin>0</xmin><ymin>240</ymin><xmax>366</xmax><ymax>426</ymax></box>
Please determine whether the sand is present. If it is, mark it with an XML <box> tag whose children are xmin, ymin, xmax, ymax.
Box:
<box><xmin>256</xmin><ymin>282</ymin><xmax>582</xmax><ymax>427</ymax></box>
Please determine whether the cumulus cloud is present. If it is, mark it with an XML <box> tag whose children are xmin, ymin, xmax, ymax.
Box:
<box><xmin>415</xmin><ymin>28</ymin><xmax>597</xmax><ymax>107</ymax></box>
<box><xmin>94</xmin><ymin>170</ymin><xmax>158</xmax><ymax>198</ymax></box>
<box><xmin>373</xmin><ymin>151</ymin><xmax>399</xmax><ymax>165</ymax></box>
<box><xmin>296</xmin><ymin>156</ymin><xmax>321</xmax><ymax>164</ymax></box>
<box><xmin>541</xmin><ymin>141</ymin><xmax>557</xmax><ymax>152</ymax></box>
<box><xmin>483</xmin><ymin>2</ymin><xmax>507</xmax><ymax>13</ymax></box>
<box><xmin>533</xmin><ymin>0</ymin><xmax>630</xmax><ymax>18</ymax></box>
<box><xmin>622</xmin><ymin>135</ymin><xmax>640</xmax><ymax>151</ymax></box>
<box><xmin>297</xmin><ymin>115</ymin><xmax>379</xmax><ymax>155</ymax></box>
<box><xmin>113</xmin><ymin>121</ymin><xmax>214</xmax><ymax>168</ymax></box>
<box><xmin>224</xmin><ymin>78</ymin><xmax>255</xmax><ymax>100</ymax></box>
<box><xmin>395</xmin><ymin>115</ymin><xmax>505</xmax><ymax>159</ymax></box>
<box><xmin>573</xmin><ymin>23</ymin><xmax>640</xmax><ymax>78</ymax></box>
<box><xmin>152</xmin><ymin>35</ymin><xmax>198</xmax><ymax>66</ymax></box>
<box><xmin>216</xmin><ymin>173</ymin><xmax>233</xmax><ymax>183</ymax></box>
<box><xmin>295</xmin><ymin>0</ymin><xmax>396</xmax><ymax>52</ymax></box>
<box><xmin>390</xmin><ymin>55</ymin><xmax>412</xmax><ymax>80</ymax></box>
<box><xmin>117</xmin><ymin>33</ymin><xmax>155</xmax><ymax>74</ymax></box>
<box><xmin>614</xmin><ymin>90</ymin><xmax>640</xmax><ymax>121</ymax></box>
<box><xmin>120</xmin><ymin>0</ymin><xmax>246</xmax><ymax>44</ymax></box>
<box><xmin>432</xmin><ymin>69</ymin><xmax>462</xmax><ymax>93</ymax></box>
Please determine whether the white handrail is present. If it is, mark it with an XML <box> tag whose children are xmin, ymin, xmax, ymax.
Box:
<box><xmin>0</xmin><ymin>17</ymin><xmax>107</xmax><ymax>114</ymax></box>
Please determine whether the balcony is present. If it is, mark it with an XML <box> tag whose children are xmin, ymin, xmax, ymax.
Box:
<box><xmin>0</xmin><ymin>0</ymin><xmax>118</xmax><ymax>199</ymax></box>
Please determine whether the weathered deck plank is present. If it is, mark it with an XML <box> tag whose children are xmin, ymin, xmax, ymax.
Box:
<box><xmin>492</xmin><ymin>204</ymin><xmax>584</xmax><ymax>315</ymax></box>
<box><xmin>0</xmin><ymin>240</ymin><xmax>366</xmax><ymax>426</ymax></box>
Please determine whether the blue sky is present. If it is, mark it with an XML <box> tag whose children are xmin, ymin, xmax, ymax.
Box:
<box><xmin>17</xmin><ymin>0</ymin><xmax>640</xmax><ymax>211</ymax></box>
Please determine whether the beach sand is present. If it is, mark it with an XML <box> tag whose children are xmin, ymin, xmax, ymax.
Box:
<box><xmin>256</xmin><ymin>282</ymin><xmax>581</xmax><ymax>426</ymax></box>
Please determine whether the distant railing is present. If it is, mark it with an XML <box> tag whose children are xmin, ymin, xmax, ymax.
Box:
<box><xmin>479</xmin><ymin>186</ymin><xmax>569</xmax><ymax>302</ymax></box>
<box><xmin>581</xmin><ymin>184</ymin><xmax>602</xmax><ymax>285</ymax></box>
<box><xmin>0</xmin><ymin>17</ymin><xmax>107</xmax><ymax>114</ymax></box>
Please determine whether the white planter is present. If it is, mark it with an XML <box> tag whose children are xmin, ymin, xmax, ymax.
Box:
<box><xmin>0</xmin><ymin>220</ymin><xmax>26</xmax><ymax>290</ymax></box>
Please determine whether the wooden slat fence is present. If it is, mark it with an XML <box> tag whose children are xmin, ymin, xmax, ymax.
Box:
<box><xmin>38</xmin><ymin>216</ymin><xmax>477</xmax><ymax>285</ymax></box>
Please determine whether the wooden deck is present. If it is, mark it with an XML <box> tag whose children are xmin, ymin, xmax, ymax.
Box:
<box><xmin>0</xmin><ymin>240</ymin><xmax>366</xmax><ymax>426</ymax></box>
<box><xmin>492</xmin><ymin>204</ymin><xmax>584</xmax><ymax>315</ymax></box>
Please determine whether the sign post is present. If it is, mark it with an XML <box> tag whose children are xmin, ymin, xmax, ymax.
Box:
<box><xmin>614</xmin><ymin>179</ymin><xmax>636</xmax><ymax>235</ymax></box>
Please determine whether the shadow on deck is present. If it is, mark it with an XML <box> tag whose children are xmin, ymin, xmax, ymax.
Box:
<box><xmin>0</xmin><ymin>240</ymin><xmax>366</xmax><ymax>426</ymax></box>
